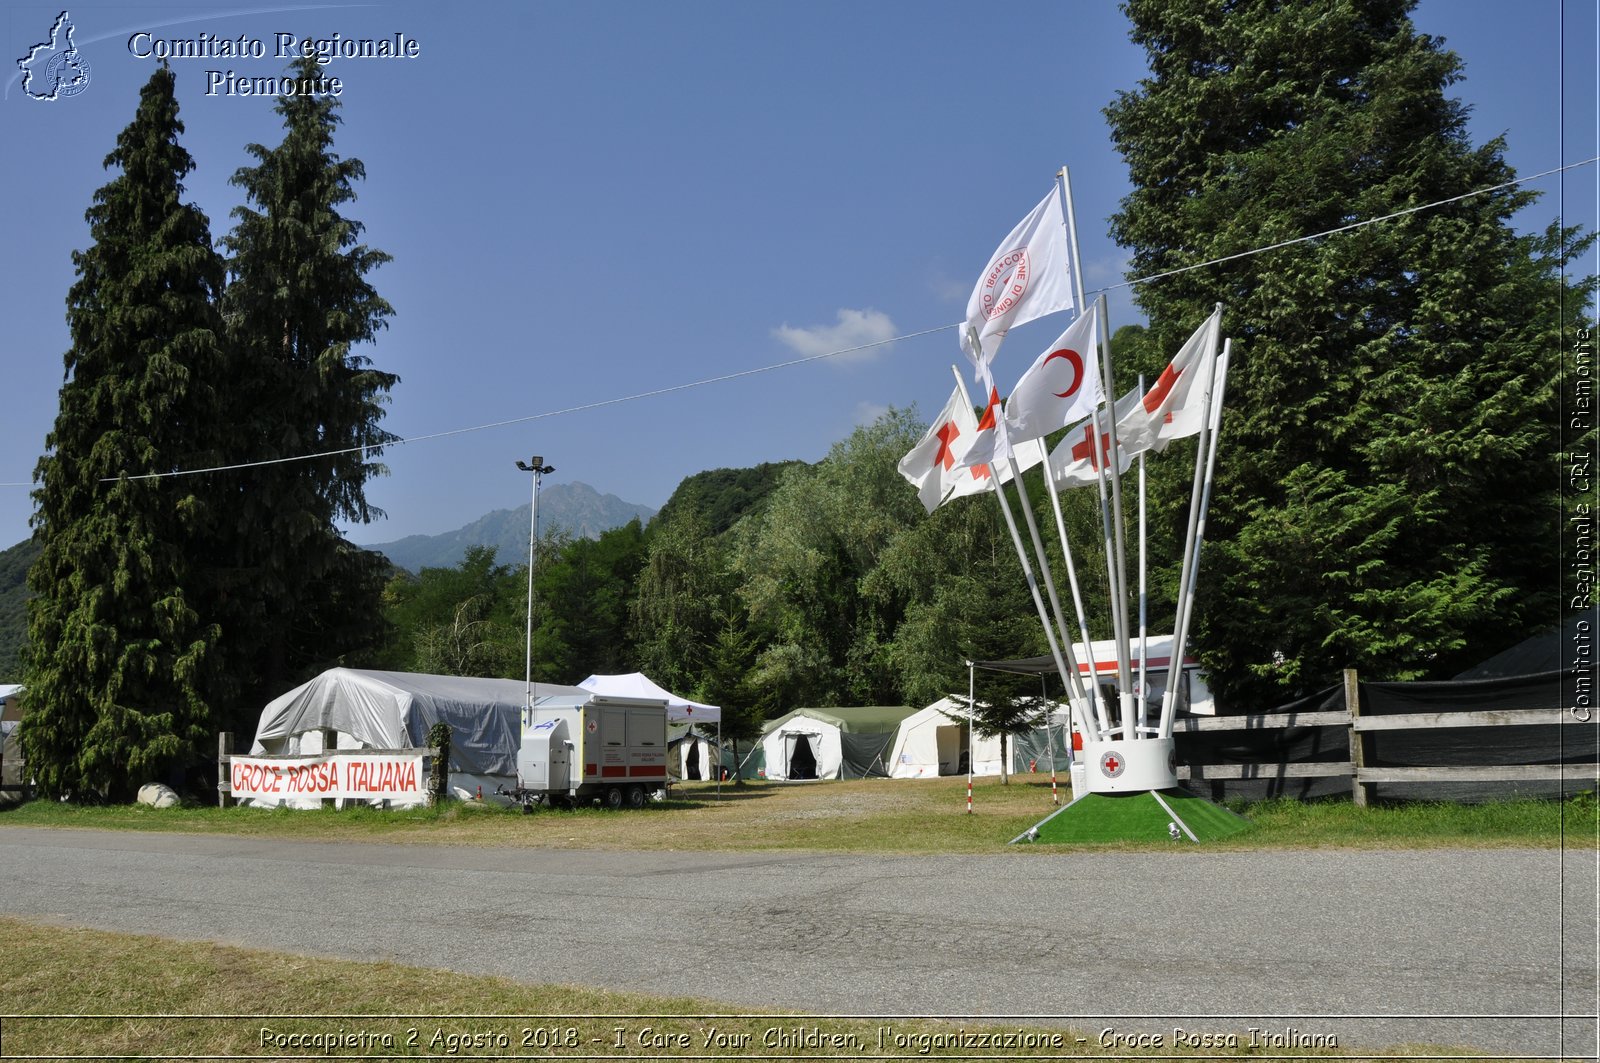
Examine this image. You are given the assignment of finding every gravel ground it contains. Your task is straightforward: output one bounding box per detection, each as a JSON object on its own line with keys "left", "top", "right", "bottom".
{"left": 0, "top": 826, "right": 1594, "bottom": 1056}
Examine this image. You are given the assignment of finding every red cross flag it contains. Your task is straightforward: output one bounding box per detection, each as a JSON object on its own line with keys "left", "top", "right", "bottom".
{"left": 959, "top": 187, "right": 1076, "bottom": 373}
{"left": 1048, "top": 386, "right": 1142, "bottom": 488}
{"left": 947, "top": 380, "right": 1047, "bottom": 503}
{"left": 898, "top": 386, "right": 979, "bottom": 513}
{"left": 1001, "top": 303, "right": 1103, "bottom": 446}
{"left": 1118, "top": 307, "right": 1223, "bottom": 455}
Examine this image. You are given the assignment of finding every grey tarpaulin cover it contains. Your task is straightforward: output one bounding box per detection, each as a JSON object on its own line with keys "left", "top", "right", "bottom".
{"left": 250, "top": 668, "right": 589, "bottom": 776}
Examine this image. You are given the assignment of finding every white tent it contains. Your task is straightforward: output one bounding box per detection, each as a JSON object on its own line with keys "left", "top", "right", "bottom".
{"left": 249, "top": 668, "right": 590, "bottom": 806}
{"left": 886, "top": 699, "right": 1074, "bottom": 779}
{"left": 668, "top": 724, "right": 727, "bottom": 781}
{"left": 578, "top": 673, "right": 721, "bottom": 724}
{"left": 758, "top": 706, "right": 917, "bottom": 781}
{"left": 886, "top": 698, "right": 1000, "bottom": 778}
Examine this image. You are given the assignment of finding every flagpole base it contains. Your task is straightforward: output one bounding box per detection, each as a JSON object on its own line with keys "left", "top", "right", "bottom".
{"left": 1082, "top": 737, "right": 1177, "bottom": 793}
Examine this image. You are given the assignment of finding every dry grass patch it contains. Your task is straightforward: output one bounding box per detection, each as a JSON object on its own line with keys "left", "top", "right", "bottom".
{"left": 0, "top": 918, "right": 1444, "bottom": 1060}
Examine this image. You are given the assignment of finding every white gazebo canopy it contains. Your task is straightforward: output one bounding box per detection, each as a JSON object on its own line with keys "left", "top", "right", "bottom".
{"left": 577, "top": 672, "right": 721, "bottom": 724}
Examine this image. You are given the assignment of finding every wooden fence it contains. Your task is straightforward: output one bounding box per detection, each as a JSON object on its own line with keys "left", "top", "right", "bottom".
{"left": 1172, "top": 669, "right": 1597, "bottom": 804}
{"left": 0, "top": 735, "right": 29, "bottom": 802}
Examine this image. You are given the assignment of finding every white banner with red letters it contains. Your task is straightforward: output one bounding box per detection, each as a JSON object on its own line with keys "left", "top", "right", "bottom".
{"left": 228, "top": 752, "right": 426, "bottom": 802}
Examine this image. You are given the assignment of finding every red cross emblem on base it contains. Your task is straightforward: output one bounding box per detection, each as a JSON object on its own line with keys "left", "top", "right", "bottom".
{"left": 1099, "top": 750, "right": 1125, "bottom": 778}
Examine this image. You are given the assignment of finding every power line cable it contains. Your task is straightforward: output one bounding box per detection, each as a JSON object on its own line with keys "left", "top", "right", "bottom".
{"left": 1, "top": 154, "right": 1594, "bottom": 489}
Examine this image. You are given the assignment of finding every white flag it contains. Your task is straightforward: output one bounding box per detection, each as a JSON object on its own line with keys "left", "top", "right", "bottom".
{"left": 1118, "top": 308, "right": 1222, "bottom": 455}
{"left": 898, "top": 386, "right": 979, "bottom": 513}
{"left": 946, "top": 437, "right": 1047, "bottom": 501}
{"left": 1002, "top": 304, "right": 1103, "bottom": 446}
{"left": 1048, "top": 386, "right": 1143, "bottom": 487}
{"left": 945, "top": 382, "right": 1046, "bottom": 503}
{"left": 959, "top": 187, "right": 1075, "bottom": 372}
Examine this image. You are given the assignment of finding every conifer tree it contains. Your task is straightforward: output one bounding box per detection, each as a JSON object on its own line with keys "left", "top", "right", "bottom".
{"left": 22, "top": 66, "right": 229, "bottom": 799}
{"left": 1105, "top": 0, "right": 1592, "bottom": 704}
{"left": 219, "top": 57, "right": 399, "bottom": 714}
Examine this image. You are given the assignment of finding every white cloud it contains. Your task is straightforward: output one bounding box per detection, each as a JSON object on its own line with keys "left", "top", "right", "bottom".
{"left": 772, "top": 308, "right": 898, "bottom": 362}
{"left": 853, "top": 400, "right": 891, "bottom": 426}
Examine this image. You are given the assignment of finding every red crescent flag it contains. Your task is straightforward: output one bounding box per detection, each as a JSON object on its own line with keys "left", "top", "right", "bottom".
{"left": 1001, "top": 303, "right": 1103, "bottom": 446}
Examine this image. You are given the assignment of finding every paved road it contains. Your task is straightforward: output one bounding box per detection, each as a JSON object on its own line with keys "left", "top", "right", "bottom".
{"left": 0, "top": 827, "right": 1594, "bottom": 1056}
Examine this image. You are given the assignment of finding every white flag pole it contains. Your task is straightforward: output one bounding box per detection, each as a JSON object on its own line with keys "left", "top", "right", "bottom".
{"left": 1094, "top": 293, "right": 1137, "bottom": 738}
{"left": 1005, "top": 460, "right": 1071, "bottom": 805}
{"left": 966, "top": 659, "right": 975, "bottom": 814}
{"left": 1138, "top": 375, "right": 1150, "bottom": 737}
{"left": 1159, "top": 327, "right": 1228, "bottom": 738}
{"left": 1086, "top": 405, "right": 1122, "bottom": 740}
{"left": 1041, "top": 460, "right": 1101, "bottom": 708}
{"left": 1050, "top": 167, "right": 1104, "bottom": 699}
{"left": 1006, "top": 446, "right": 1092, "bottom": 731}
{"left": 953, "top": 363, "right": 1092, "bottom": 748}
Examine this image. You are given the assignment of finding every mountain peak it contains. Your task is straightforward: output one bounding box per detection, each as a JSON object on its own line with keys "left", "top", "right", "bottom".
{"left": 362, "top": 482, "right": 656, "bottom": 572}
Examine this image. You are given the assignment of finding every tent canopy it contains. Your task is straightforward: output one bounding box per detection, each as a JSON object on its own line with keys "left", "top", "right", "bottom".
{"left": 250, "top": 668, "right": 590, "bottom": 775}
{"left": 579, "top": 672, "right": 721, "bottom": 724}
{"left": 759, "top": 705, "right": 918, "bottom": 780}
{"left": 762, "top": 705, "right": 915, "bottom": 735}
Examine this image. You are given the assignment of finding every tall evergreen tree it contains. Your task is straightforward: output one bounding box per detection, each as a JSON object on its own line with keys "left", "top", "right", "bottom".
{"left": 220, "top": 57, "right": 399, "bottom": 716}
{"left": 22, "top": 66, "right": 229, "bottom": 799}
{"left": 1105, "top": 0, "right": 1592, "bottom": 705}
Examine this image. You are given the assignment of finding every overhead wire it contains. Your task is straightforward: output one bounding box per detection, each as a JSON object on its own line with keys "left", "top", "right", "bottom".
{"left": 1, "top": 154, "right": 1594, "bottom": 490}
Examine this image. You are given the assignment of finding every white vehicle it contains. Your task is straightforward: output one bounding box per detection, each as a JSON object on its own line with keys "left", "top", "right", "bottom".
{"left": 502, "top": 693, "right": 669, "bottom": 810}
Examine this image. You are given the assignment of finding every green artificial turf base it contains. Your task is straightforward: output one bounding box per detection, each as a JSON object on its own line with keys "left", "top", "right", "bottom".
{"left": 1012, "top": 787, "right": 1253, "bottom": 845}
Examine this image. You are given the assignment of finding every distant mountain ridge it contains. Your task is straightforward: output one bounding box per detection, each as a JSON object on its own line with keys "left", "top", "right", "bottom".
{"left": 362, "top": 481, "right": 656, "bottom": 573}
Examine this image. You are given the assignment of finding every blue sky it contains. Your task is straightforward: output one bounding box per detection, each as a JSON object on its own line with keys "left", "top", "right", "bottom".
{"left": 1, "top": 0, "right": 1595, "bottom": 550}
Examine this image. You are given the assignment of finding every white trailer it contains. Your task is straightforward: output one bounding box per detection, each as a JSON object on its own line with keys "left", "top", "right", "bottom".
{"left": 503, "top": 693, "right": 669, "bottom": 809}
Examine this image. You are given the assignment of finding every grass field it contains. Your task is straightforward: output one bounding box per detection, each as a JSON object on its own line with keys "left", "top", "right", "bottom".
{"left": 0, "top": 775, "right": 1591, "bottom": 852}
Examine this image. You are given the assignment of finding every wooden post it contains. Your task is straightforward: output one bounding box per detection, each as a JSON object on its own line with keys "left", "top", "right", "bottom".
{"left": 1344, "top": 669, "right": 1366, "bottom": 807}
{"left": 217, "top": 732, "right": 232, "bottom": 809}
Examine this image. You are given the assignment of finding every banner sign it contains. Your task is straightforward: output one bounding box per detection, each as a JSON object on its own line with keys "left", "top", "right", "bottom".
{"left": 228, "top": 752, "right": 425, "bottom": 802}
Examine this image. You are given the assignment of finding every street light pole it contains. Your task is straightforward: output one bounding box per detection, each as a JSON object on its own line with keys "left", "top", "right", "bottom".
{"left": 516, "top": 457, "right": 555, "bottom": 712}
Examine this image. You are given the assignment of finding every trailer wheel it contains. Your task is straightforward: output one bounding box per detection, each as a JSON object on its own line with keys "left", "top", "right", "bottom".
{"left": 625, "top": 784, "right": 645, "bottom": 809}
{"left": 603, "top": 786, "right": 624, "bottom": 810}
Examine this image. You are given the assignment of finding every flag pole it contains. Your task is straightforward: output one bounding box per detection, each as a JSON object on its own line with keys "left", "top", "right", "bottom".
{"left": 1086, "top": 404, "right": 1123, "bottom": 740}
{"left": 966, "top": 659, "right": 975, "bottom": 814}
{"left": 1094, "top": 293, "right": 1137, "bottom": 739}
{"left": 1005, "top": 446, "right": 1092, "bottom": 731}
{"left": 1137, "top": 375, "right": 1150, "bottom": 737}
{"left": 953, "top": 363, "right": 1091, "bottom": 748}
{"left": 1159, "top": 327, "right": 1227, "bottom": 738}
{"left": 1050, "top": 167, "right": 1104, "bottom": 703}
{"left": 1006, "top": 461, "right": 1067, "bottom": 804}
{"left": 1040, "top": 457, "right": 1101, "bottom": 709}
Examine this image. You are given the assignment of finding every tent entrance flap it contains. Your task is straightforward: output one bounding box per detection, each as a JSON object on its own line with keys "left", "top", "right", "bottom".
{"left": 787, "top": 734, "right": 819, "bottom": 780}
{"left": 936, "top": 725, "right": 964, "bottom": 776}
